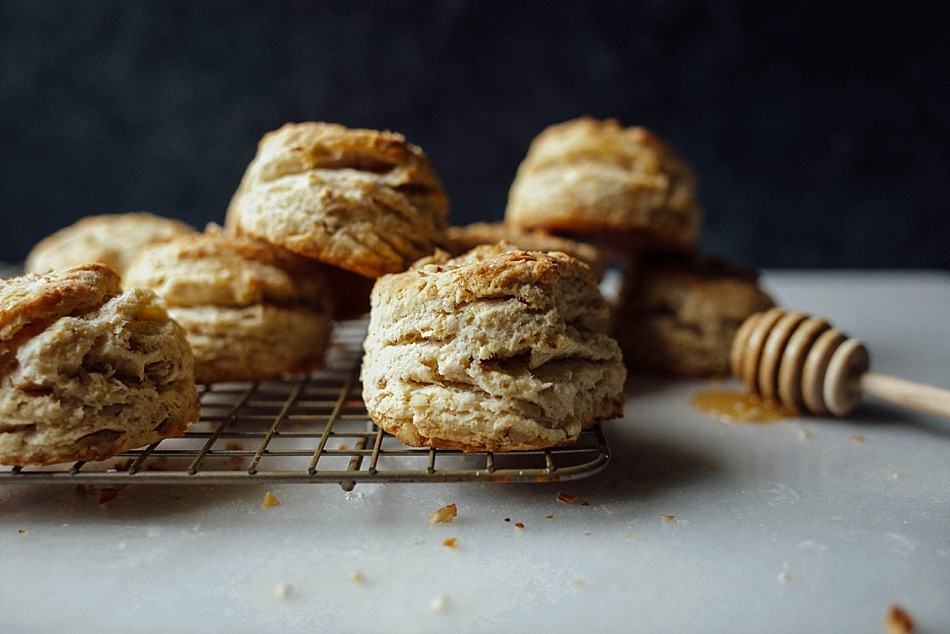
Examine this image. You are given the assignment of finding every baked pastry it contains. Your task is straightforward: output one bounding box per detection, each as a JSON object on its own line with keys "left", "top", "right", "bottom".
{"left": 0, "top": 264, "right": 198, "bottom": 466}
{"left": 505, "top": 117, "right": 701, "bottom": 250}
{"left": 125, "top": 229, "right": 333, "bottom": 383}
{"left": 615, "top": 254, "right": 776, "bottom": 376}
{"left": 362, "top": 244, "right": 626, "bottom": 451}
{"left": 445, "top": 222, "right": 606, "bottom": 279}
{"left": 226, "top": 122, "right": 449, "bottom": 278}
{"left": 25, "top": 212, "right": 196, "bottom": 276}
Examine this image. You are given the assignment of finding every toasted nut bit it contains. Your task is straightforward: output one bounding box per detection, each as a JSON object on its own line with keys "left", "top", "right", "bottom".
{"left": 545, "top": 513, "right": 555, "bottom": 519}
{"left": 556, "top": 492, "right": 589, "bottom": 506}
{"left": 429, "top": 503, "right": 457, "bottom": 524}
{"left": 17, "top": 528, "right": 29, "bottom": 535}
{"left": 503, "top": 517, "right": 511, "bottom": 522}
{"left": 850, "top": 434, "right": 866, "bottom": 443}
{"left": 430, "top": 594, "right": 449, "bottom": 613}
{"left": 660, "top": 514, "right": 676, "bottom": 523}
{"left": 884, "top": 605, "right": 915, "bottom": 634}
{"left": 274, "top": 583, "right": 293, "bottom": 599}
{"left": 261, "top": 491, "right": 280, "bottom": 509}
{"left": 351, "top": 570, "right": 365, "bottom": 584}
{"left": 442, "top": 537, "right": 459, "bottom": 549}
{"left": 514, "top": 522, "right": 525, "bottom": 529}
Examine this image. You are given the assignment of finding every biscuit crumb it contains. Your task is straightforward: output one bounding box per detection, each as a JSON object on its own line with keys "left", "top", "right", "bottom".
{"left": 777, "top": 565, "right": 790, "bottom": 584}
{"left": 503, "top": 517, "right": 511, "bottom": 522}
{"left": 884, "top": 605, "right": 914, "bottom": 634}
{"left": 798, "top": 428, "right": 812, "bottom": 441}
{"left": 556, "top": 492, "right": 589, "bottom": 505}
{"left": 430, "top": 594, "right": 449, "bottom": 613}
{"left": 351, "top": 570, "right": 365, "bottom": 584}
{"left": 225, "top": 441, "right": 245, "bottom": 470}
{"left": 850, "top": 434, "right": 865, "bottom": 443}
{"left": 514, "top": 522, "right": 525, "bottom": 529}
{"left": 17, "top": 528, "right": 28, "bottom": 535}
{"left": 273, "top": 583, "right": 293, "bottom": 599}
{"left": 545, "top": 513, "right": 555, "bottom": 519}
{"left": 660, "top": 514, "right": 676, "bottom": 523}
{"left": 429, "top": 503, "right": 457, "bottom": 524}
{"left": 261, "top": 491, "right": 280, "bottom": 509}
{"left": 583, "top": 531, "right": 592, "bottom": 536}
{"left": 442, "top": 537, "right": 459, "bottom": 548}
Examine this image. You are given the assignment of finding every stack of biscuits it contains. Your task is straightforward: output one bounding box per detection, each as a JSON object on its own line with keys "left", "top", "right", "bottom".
{"left": 3, "top": 114, "right": 772, "bottom": 465}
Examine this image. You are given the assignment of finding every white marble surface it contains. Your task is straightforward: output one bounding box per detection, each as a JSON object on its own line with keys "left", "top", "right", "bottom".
{"left": 1, "top": 272, "right": 948, "bottom": 633}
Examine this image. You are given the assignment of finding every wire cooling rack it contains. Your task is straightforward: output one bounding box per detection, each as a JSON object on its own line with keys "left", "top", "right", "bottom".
{"left": 0, "top": 320, "right": 611, "bottom": 490}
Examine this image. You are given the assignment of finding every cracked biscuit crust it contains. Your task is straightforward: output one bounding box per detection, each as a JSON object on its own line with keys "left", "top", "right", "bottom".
{"left": 615, "top": 254, "right": 776, "bottom": 376}
{"left": 226, "top": 122, "right": 449, "bottom": 278}
{"left": 445, "top": 222, "right": 605, "bottom": 279}
{"left": 125, "top": 230, "right": 333, "bottom": 383}
{"left": 0, "top": 265, "right": 199, "bottom": 466}
{"left": 362, "top": 244, "right": 626, "bottom": 452}
{"left": 25, "top": 212, "right": 196, "bottom": 276}
{"left": 505, "top": 118, "right": 701, "bottom": 249}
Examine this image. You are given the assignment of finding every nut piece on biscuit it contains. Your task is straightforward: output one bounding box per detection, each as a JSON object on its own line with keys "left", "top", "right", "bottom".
{"left": 125, "top": 228, "right": 333, "bottom": 384}
{"left": 226, "top": 122, "right": 449, "bottom": 278}
{"left": 25, "top": 212, "right": 196, "bottom": 276}
{"left": 615, "top": 253, "right": 775, "bottom": 377}
{"left": 362, "top": 243, "right": 627, "bottom": 452}
{"left": 0, "top": 264, "right": 199, "bottom": 466}
{"left": 445, "top": 222, "right": 606, "bottom": 280}
{"left": 505, "top": 117, "right": 701, "bottom": 250}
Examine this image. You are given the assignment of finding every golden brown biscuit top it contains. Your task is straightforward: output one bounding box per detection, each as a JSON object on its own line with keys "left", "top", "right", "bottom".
{"left": 25, "top": 212, "right": 196, "bottom": 274}
{"left": 445, "top": 222, "right": 605, "bottom": 277}
{"left": 0, "top": 263, "right": 121, "bottom": 342}
{"left": 245, "top": 122, "right": 448, "bottom": 219}
{"left": 124, "top": 229, "right": 331, "bottom": 311}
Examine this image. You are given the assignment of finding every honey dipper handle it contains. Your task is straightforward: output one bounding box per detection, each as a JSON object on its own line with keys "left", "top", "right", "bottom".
{"left": 859, "top": 372, "right": 950, "bottom": 420}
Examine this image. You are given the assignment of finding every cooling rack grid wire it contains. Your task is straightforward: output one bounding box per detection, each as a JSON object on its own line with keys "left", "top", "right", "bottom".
{"left": 0, "top": 320, "right": 611, "bottom": 491}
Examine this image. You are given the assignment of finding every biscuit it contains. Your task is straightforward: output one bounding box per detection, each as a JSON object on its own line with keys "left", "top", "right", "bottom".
{"left": 362, "top": 244, "right": 626, "bottom": 451}
{"left": 0, "top": 264, "right": 199, "bottom": 466}
{"left": 125, "top": 229, "right": 333, "bottom": 383}
{"left": 505, "top": 118, "right": 701, "bottom": 249}
{"left": 615, "top": 254, "right": 776, "bottom": 376}
{"left": 445, "top": 222, "right": 606, "bottom": 279}
{"left": 226, "top": 122, "right": 449, "bottom": 278}
{"left": 25, "top": 212, "right": 196, "bottom": 276}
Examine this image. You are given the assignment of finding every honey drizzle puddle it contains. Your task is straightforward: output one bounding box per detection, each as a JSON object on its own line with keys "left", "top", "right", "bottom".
{"left": 690, "top": 389, "right": 793, "bottom": 424}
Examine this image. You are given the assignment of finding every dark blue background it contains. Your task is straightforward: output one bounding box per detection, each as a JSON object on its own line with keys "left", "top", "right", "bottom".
{"left": 2, "top": 1, "right": 948, "bottom": 267}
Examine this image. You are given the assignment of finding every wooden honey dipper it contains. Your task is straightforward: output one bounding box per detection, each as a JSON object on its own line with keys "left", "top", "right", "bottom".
{"left": 730, "top": 308, "right": 950, "bottom": 419}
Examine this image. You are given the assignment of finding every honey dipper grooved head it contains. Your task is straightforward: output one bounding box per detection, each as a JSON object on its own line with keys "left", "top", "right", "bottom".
{"left": 730, "top": 309, "right": 870, "bottom": 416}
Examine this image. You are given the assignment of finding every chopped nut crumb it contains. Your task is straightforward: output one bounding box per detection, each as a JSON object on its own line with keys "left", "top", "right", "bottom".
{"left": 556, "top": 492, "right": 589, "bottom": 505}
{"left": 273, "top": 583, "right": 293, "bottom": 599}
{"left": 545, "top": 513, "right": 555, "bottom": 519}
{"left": 850, "top": 434, "right": 865, "bottom": 443}
{"left": 429, "top": 503, "right": 457, "bottom": 524}
{"left": 17, "top": 528, "right": 28, "bottom": 535}
{"left": 660, "top": 514, "right": 676, "bottom": 523}
{"left": 351, "top": 570, "right": 365, "bottom": 584}
{"left": 514, "top": 522, "right": 525, "bottom": 529}
{"left": 503, "top": 517, "right": 511, "bottom": 522}
{"left": 884, "top": 605, "right": 915, "bottom": 634}
{"left": 261, "top": 491, "right": 280, "bottom": 509}
{"left": 442, "top": 537, "right": 459, "bottom": 548}
{"left": 430, "top": 594, "right": 449, "bottom": 613}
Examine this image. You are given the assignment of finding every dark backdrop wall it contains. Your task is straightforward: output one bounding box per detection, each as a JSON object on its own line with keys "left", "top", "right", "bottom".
{"left": 1, "top": 1, "right": 948, "bottom": 268}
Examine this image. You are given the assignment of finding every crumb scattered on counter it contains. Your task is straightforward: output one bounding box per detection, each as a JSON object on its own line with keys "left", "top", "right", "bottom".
{"left": 545, "top": 513, "right": 555, "bottom": 520}
{"left": 660, "top": 514, "right": 676, "bottom": 523}
{"left": 514, "top": 522, "right": 525, "bottom": 529}
{"left": 429, "top": 503, "right": 457, "bottom": 524}
{"left": 884, "top": 605, "right": 915, "bottom": 634}
{"left": 777, "top": 565, "right": 790, "bottom": 584}
{"left": 798, "top": 428, "right": 812, "bottom": 441}
{"left": 261, "top": 491, "right": 280, "bottom": 509}
{"left": 17, "top": 528, "right": 28, "bottom": 535}
{"left": 503, "top": 517, "right": 511, "bottom": 522}
{"left": 557, "top": 492, "right": 589, "bottom": 506}
{"left": 351, "top": 570, "right": 365, "bottom": 584}
{"left": 850, "top": 434, "right": 865, "bottom": 443}
{"left": 274, "top": 583, "right": 293, "bottom": 600}
{"left": 430, "top": 594, "right": 449, "bottom": 613}
{"left": 442, "top": 537, "right": 459, "bottom": 548}
{"left": 583, "top": 531, "right": 592, "bottom": 536}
